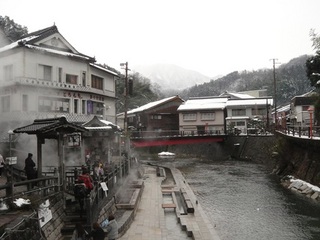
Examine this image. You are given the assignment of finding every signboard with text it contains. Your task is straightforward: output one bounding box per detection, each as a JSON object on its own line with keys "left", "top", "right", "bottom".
{"left": 5, "top": 157, "right": 17, "bottom": 165}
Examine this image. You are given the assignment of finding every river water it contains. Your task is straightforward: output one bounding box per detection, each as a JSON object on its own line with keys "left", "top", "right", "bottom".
{"left": 170, "top": 158, "right": 320, "bottom": 240}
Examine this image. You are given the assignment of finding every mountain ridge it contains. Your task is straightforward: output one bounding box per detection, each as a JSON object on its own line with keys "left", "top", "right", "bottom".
{"left": 133, "top": 63, "right": 214, "bottom": 91}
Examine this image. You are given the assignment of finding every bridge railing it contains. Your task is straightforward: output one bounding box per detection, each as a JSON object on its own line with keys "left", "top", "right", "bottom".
{"left": 130, "top": 130, "right": 223, "bottom": 138}
{"left": 277, "top": 125, "right": 320, "bottom": 138}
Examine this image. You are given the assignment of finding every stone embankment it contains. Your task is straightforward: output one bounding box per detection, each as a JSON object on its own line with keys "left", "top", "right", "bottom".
{"left": 281, "top": 175, "right": 320, "bottom": 201}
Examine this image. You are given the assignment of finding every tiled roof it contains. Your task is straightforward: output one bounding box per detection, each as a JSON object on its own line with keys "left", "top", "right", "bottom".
{"left": 13, "top": 116, "right": 88, "bottom": 139}
{"left": 0, "top": 25, "right": 95, "bottom": 62}
{"left": 23, "top": 25, "right": 59, "bottom": 43}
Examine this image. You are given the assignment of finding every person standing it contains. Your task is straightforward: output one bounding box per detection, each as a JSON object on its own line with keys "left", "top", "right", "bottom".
{"left": 86, "top": 222, "right": 105, "bottom": 240}
{"left": 105, "top": 214, "right": 118, "bottom": 240}
{"left": 0, "top": 154, "right": 5, "bottom": 177}
{"left": 24, "top": 153, "right": 36, "bottom": 180}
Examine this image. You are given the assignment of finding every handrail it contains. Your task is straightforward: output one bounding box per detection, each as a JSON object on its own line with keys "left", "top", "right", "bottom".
{"left": 130, "top": 130, "right": 224, "bottom": 139}
{"left": 0, "top": 176, "right": 60, "bottom": 202}
{"left": 278, "top": 125, "right": 320, "bottom": 138}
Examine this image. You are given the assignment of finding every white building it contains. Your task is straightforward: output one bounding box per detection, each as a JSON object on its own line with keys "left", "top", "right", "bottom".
{"left": 225, "top": 98, "right": 273, "bottom": 134}
{"left": 177, "top": 97, "right": 228, "bottom": 134}
{"left": 0, "top": 25, "right": 118, "bottom": 131}
{"left": 289, "top": 91, "right": 317, "bottom": 127}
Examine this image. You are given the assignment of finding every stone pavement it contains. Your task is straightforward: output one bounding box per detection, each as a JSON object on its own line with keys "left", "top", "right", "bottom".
{"left": 118, "top": 165, "right": 220, "bottom": 240}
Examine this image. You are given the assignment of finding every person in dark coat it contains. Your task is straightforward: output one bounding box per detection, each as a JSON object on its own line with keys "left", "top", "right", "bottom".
{"left": 86, "top": 222, "right": 105, "bottom": 240}
{"left": 24, "top": 153, "right": 36, "bottom": 180}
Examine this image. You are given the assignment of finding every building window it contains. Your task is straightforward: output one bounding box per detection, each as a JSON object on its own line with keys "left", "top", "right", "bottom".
{"left": 38, "top": 96, "right": 69, "bottom": 113}
{"left": 232, "top": 109, "right": 246, "bottom": 116}
{"left": 236, "top": 121, "right": 245, "bottom": 126}
{"left": 82, "top": 100, "right": 86, "bottom": 114}
{"left": 183, "top": 113, "right": 196, "bottom": 121}
{"left": 58, "top": 68, "right": 62, "bottom": 83}
{"left": 151, "top": 114, "right": 162, "bottom": 120}
{"left": 82, "top": 71, "right": 86, "bottom": 86}
{"left": 38, "top": 64, "right": 52, "bottom": 81}
{"left": 87, "top": 100, "right": 103, "bottom": 115}
{"left": 302, "top": 105, "right": 310, "bottom": 111}
{"left": 1, "top": 96, "right": 10, "bottom": 112}
{"left": 91, "top": 75, "right": 103, "bottom": 90}
{"left": 66, "top": 74, "right": 78, "bottom": 84}
{"left": 74, "top": 99, "right": 78, "bottom": 114}
{"left": 201, "top": 112, "right": 215, "bottom": 120}
{"left": 252, "top": 108, "right": 266, "bottom": 115}
{"left": 4, "top": 65, "right": 13, "bottom": 81}
{"left": 22, "top": 94, "right": 28, "bottom": 111}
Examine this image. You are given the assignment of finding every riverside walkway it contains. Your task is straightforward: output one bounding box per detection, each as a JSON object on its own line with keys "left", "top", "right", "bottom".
{"left": 119, "top": 164, "right": 220, "bottom": 240}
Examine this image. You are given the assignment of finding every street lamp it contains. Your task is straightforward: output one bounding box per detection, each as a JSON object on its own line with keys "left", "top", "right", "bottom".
{"left": 308, "top": 106, "right": 314, "bottom": 139}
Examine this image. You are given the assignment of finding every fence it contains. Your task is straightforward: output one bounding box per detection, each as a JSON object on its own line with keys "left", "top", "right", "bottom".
{"left": 279, "top": 125, "right": 320, "bottom": 138}
{"left": 130, "top": 130, "right": 223, "bottom": 138}
{"left": 0, "top": 157, "right": 131, "bottom": 238}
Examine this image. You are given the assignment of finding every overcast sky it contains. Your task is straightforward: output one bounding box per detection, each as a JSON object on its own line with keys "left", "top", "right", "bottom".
{"left": 2, "top": 0, "right": 320, "bottom": 77}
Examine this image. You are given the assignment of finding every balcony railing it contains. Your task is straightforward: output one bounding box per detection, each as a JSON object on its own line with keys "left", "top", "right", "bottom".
{"left": 4, "top": 77, "right": 115, "bottom": 97}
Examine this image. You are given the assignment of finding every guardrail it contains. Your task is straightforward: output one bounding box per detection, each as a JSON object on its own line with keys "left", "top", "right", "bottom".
{"left": 130, "top": 130, "right": 223, "bottom": 139}
{"left": 278, "top": 125, "right": 320, "bottom": 138}
{"left": 0, "top": 176, "right": 59, "bottom": 203}
{"left": 1, "top": 158, "right": 131, "bottom": 226}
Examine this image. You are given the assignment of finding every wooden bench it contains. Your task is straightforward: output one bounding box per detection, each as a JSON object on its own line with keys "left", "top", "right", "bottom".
{"left": 161, "top": 203, "right": 176, "bottom": 209}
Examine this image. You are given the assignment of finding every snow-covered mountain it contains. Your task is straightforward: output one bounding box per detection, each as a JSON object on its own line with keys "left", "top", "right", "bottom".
{"left": 133, "top": 63, "right": 212, "bottom": 90}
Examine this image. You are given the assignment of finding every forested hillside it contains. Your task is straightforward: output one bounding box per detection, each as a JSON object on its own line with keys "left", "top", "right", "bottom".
{"left": 180, "top": 55, "right": 313, "bottom": 106}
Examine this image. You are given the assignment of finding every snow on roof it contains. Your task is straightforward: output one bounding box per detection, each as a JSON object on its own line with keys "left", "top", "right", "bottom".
{"left": 229, "top": 92, "right": 254, "bottom": 99}
{"left": 226, "top": 116, "right": 250, "bottom": 120}
{"left": 178, "top": 98, "right": 228, "bottom": 111}
{"left": 277, "top": 104, "right": 290, "bottom": 112}
{"left": 24, "top": 44, "right": 91, "bottom": 60}
{"left": 0, "top": 37, "right": 91, "bottom": 61}
{"left": 127, "top": 96, "right": 179, "bottom": 114}
{"left": 226, "top": 98, "right": 273, "bottom": 107}
{"left": 85, "top": 126, "right": 112, "bottom": 130}
{"left": 0, "top": 35, "right": 38, "bottom": 53}
{"left": 220, "top": 91, "right": 254, "bottom": 99}
{"left": 90, "top": 63, "right": 118, "bottom": 76}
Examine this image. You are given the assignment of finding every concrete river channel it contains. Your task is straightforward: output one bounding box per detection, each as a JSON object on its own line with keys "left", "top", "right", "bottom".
{"left": 154, "top": 158, "right": 320, "bottom": 240}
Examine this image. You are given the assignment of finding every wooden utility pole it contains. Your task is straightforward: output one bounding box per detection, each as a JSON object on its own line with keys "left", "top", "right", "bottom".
{"left": 271, "top": 58, "right": 278, "bottom": 130}
{"left": 120, "top": 62, "right": 129, "bottom": 132}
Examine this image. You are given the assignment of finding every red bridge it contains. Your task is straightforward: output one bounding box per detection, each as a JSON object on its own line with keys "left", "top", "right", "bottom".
{"left": 130, "top": 131, "right": 227, "bottom": 147}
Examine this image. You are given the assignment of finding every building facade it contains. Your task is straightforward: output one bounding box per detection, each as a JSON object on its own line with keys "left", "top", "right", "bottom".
{"left": 289, "top": 93, "right": 317, "bottom": 127}
{"left": 0, "top": 25, "right": 118, "bottom": 166}
{"left": 0, "top": 25, "right": 118, "bottom": 126}
{"left": 118, "top": 96, "right": 184, "bottom": 137}
{"left": 225, "top": 98, "right": 273, "bottom": 134}
{"left": 177, "top": 97, "right": 228, "bottom": 135}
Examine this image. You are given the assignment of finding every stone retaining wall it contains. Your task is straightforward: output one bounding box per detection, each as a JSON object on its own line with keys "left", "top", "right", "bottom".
{"left": 281, "top": 176, "right": 320, "bottom": 202}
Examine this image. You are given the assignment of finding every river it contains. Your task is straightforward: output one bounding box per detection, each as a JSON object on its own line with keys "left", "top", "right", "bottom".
{"left": 170, "top": 158, "right": 320, "bottom": 240}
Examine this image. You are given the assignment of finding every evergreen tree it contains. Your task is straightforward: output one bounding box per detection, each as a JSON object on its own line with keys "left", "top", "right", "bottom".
{"left": 0, "top": 16, "right": 28, "bottom": 41}
{"left": 306, "top": 29, "right": 320, "bottom": 125}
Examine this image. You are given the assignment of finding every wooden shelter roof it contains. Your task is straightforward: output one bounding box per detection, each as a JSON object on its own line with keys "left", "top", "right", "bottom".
{"left": 13, "top": 116, "right": 87, "bottom": 138}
